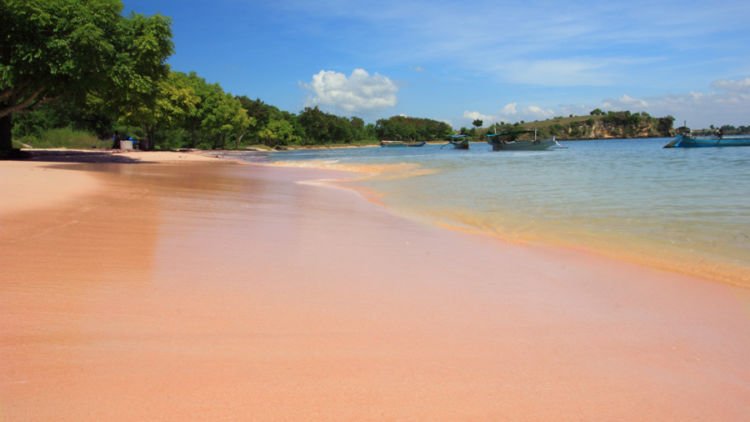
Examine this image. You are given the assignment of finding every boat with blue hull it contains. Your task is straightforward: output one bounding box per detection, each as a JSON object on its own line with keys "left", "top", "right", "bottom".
{"left": 664, "top": 134, "right": 750, "bottom": 148}
{"left": 380, "top": 140, "right": 426, "bottom": 147}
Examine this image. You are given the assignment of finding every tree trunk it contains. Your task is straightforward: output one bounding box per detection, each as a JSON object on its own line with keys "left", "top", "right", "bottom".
{"left": 142, "top": 125, "right": 154, "bottom": 150}
{"left": 0, "top": 112, "right": 13, "bottom": 154}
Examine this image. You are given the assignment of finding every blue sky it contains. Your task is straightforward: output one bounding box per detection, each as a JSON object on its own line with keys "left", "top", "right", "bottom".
{"left": 124, "top": 0, "right": 750, "bottom": 128}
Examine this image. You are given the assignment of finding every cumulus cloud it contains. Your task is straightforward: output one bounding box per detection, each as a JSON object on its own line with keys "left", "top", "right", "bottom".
{"left": 463, "top": 111, "right": 494, "bottom": 122}
{"left": 304, "top": 68, "right": 398, "bottom": 112}
{"left": 619, "top": 94, "right": 649, "bottom": 107}
{"left": 594, "top": 77, "right": 750, "bottom": 126}
{"left": 500, "top": 102, "right": 517, "bottom": 115}
{"left": 462, "top": 102, "right": 557, "bottom": 125}
{"left": 602, "top": 94, "right": 649, "bottom": 110}
{"left": 526, "top": 105, "right": 554, "bottom": 118}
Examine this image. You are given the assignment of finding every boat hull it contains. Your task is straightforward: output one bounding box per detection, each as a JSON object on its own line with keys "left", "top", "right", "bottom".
{"left": 380, "top": 140, "right": 404, "bottom": 147}
{"left": 380, "top": 141, "right": 426, "bottom": 147}
{"left": 450, "top": 140, "right": 469, "bottom": 150}
{"left": 489, "top": 139, "right": 557, "bottom": 151}
{"left": 664, "top": 134, "right": 750, "bottom": 148}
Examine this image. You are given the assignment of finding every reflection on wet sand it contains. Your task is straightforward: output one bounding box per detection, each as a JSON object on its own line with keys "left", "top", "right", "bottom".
{"left": 2, "top": 160, "right": 750, "bottom": 420}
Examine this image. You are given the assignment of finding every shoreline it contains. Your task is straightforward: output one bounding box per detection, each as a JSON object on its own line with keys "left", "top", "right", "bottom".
{"left": 2, "top": 151, "right": 750, "bottom": 419}
{"left": 264, "top": 157, "right": 750, "bottom": 289}
{"left": 10, "top": 146, "right": 743, "bottom": 288}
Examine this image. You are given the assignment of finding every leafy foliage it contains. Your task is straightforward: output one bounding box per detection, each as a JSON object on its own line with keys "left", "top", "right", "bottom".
{"left": 375, "top": 116, "right": 451, "bottom": 142}
{"left": 0, "top": 0, "right": 173, "bottom": 151}
{"left": 1, "top": 0, "right": 124, "bottom": 115}
{"left": 16, "top": 127, "right": 108, "bottom": 149}
{"left": 484, "top": 111, "right": 676, "bottom": 140}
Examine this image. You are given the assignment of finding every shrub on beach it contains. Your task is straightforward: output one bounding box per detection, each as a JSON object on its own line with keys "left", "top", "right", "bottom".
{"left": 19, "top": 128, "right": 109, "bottom": 149}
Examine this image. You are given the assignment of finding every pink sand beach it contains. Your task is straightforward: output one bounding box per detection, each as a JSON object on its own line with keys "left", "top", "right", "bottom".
{"left": 2, "top": 152, "right": 749, "bottom": 420}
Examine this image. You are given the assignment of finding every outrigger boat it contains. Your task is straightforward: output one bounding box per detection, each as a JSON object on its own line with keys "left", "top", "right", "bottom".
{"left": 447, "top": 134, "right": 470, "bottom": 150}
{"left": 663, "top": 133, "right": 750, "bottom": 148}
{"left": 486, "top": 129, "right": 560, "bottom": 151}
{"left": 380, "top": 140, "right": 426, "bottom": 147}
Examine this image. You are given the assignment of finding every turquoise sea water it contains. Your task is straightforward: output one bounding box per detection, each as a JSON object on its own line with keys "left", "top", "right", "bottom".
{"left": 246, "top": 138, "right": 750, "bottom": 285}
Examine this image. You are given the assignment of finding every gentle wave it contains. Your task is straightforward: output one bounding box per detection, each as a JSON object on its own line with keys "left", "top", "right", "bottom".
{"left": 261, "top": 139, "right": 750, "bottom": 287}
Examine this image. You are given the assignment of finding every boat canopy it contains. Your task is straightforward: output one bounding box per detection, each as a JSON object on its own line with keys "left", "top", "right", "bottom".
{"left": 486, "top": 129, "right": 537, "bottom": 138}
{"left": 486, "top": 129, "right": 539, "bottom": 142}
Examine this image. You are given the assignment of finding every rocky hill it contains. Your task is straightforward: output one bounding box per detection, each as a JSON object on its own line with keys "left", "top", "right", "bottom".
{"left": 487, "top": 111, "right": 675, "bottom": 140}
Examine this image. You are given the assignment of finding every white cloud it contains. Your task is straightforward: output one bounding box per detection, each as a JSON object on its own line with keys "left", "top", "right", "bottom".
{"left": 712, "top": 77, "right": 750, "bottom": 92}
{"left": 602, "top": 94, "right": 649, "bottom": 110}
{"left": 584, "top": 77, "right": 750, "bottom": 127}
{"left": 620, "top": 94, "right": 649, "bottom": 107}
{"left": 463, "top": 111, "right": 494, "bottom": 122}
{"left": 304, "top": 68, "right": 398, "bottom": 112}
{"left": 500, "top": 102, "right": 517, "bottom": 115}
{"left": 462, "top": 102, "right": 556, "bottom": 125}
{"left": 526, "top": 105, "right": 554, "bottom": 119}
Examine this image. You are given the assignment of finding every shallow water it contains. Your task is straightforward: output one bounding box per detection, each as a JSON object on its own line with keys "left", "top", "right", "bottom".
{"left": 243, "top": 139, "right": 750, "bottom": 285}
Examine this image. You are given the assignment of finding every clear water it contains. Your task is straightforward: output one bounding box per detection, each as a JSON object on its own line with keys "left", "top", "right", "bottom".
{"left": 245, "top": 139, "right": 750, "bottom": 285}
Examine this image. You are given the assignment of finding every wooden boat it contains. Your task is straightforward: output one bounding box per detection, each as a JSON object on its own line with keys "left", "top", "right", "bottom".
{"left": 448, "top": 135, "right": 470, "bottom": 150}
{"left": 380, "top": 140, "right": 426, "bottom": 147}
{"left": 490, "top": 138, "right": 558, "bottom": 151}
{"left": 663, "top": 134, "right": 750, "bottom": 148}
{"left": 486, "top": 129, "right": 560, "bottom": 151}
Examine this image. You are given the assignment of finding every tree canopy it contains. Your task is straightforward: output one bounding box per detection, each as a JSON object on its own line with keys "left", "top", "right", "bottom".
{"left": 375, "top": 116, "right": 452, "bottom": 142}
{"left": 0, "top": 0, "right": 172, "bottom": 153}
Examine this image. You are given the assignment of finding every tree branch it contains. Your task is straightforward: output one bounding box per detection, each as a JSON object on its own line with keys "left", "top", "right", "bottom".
{"left": 0, "top": 89, "right": 13, "bottom": 103}
{"left": 0, "top": 80, "right": 35, "bottom": 103}
{"left": 0, "top": 86, "right": 46, "bottom": 118}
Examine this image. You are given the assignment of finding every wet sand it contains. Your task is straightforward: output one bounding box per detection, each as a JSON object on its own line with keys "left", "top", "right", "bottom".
{"left": 1, "top": 156, "right": 750, "bottom": 420}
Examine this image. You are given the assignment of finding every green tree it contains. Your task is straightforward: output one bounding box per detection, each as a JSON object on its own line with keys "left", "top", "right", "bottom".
{"left": 0, "top": 0, "right": 173, "bottom": 155}
{"left": 375, "top": 115, "right": 451, "bottom": 142}
{"left": 117, "top": 70, "right": 198, "bottom": 149}
{"left": 298, "top": 107, "right": 353, "bottom": 144}
{"left": 172, "top": 73, "right": 252, "bottom": 149}
{"left": 258, "top": 118, "right": 299, "bottom": 147}
{"left": 200, "top": 88, "right": 250, "bottom": 149}
{"left": 237, "top": 96, "right": 282, "bottom": 142}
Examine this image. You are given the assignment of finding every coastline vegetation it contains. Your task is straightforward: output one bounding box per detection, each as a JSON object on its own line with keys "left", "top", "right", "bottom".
{"left": 468, "top": 110, "right": 677, "bottom": 141}
{"left": 14, "top": 127, "right": 107, "bottom": 150}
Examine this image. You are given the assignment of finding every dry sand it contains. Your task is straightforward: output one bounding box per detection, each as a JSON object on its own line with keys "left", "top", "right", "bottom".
{"left": 1, "top": 152, "right": 750, "bottom": 420}
{"left": 0, "top": 161, "right": 100, "bottom": 217}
